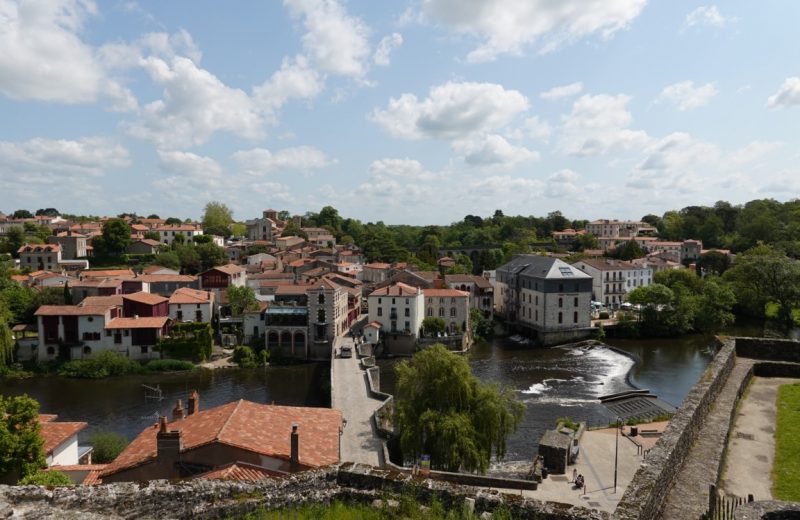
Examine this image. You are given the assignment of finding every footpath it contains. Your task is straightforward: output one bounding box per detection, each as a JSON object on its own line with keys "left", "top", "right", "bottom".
{"left": 660, "top": 358, "right": 754, "bottom": 520}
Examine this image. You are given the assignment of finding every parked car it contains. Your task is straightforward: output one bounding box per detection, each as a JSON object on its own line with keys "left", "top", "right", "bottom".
{"left": 340, "top": 346, "right": 353, "bottom": 358}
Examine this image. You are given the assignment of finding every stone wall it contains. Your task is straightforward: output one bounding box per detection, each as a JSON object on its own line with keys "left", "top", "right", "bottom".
{"left": 614, "top": 337, "right": 736, "bottom": 520}
{"left": 753, "top": 361, "right": 800, "bottom": 378}
{"left": 735, "top": 336, "right": 800, "bottom": 363}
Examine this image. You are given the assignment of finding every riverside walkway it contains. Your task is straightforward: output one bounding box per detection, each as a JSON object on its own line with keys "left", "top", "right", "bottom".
{"left": 331, "top": 336, "right": 385, "bottom": 467}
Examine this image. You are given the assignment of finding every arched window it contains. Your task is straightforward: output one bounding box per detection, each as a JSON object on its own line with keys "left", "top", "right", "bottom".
{"left": 267, "top": 331, "right": 279, "bottom": 346}
{"left": 318, "top": 309, "right": 325, "bottom": 323}
{"left": 438, "top": 308, "right": 445, "bottom": 317}
{"left": 281, "top": 331, "right": 293, "bottom": 345}
{"left": 450, "top": 307, "right": 456, "bottom": 317}
{"left": 318, "top": 293, "right": 325, "bottom": 305}
{"left": 427, "top": 308, "right": 433, "bottom": 317}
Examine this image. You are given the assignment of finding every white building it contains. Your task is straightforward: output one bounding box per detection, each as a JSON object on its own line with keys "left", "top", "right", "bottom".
{"left": 168, "top": 288, "right": 215, "bottom": 323}
{"left": 572, "top": 258, "right": 652, "bottom": 307}
{"left": 18, "top": 243, "right": 61, "bottom": 272}
{"left": 40, "top": 415, "right": 88, "bottom": 467}
{"left": 422, "top": 288, "right": 470, "bottom": 335}
{"left": 154, "top": 225, "right": 203, "bottom": 246}
{"left": 367, "top": 282, "right": 424, "bottom": 336}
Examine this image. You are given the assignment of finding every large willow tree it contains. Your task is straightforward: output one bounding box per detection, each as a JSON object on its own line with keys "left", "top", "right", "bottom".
{"left": 394, "top": 344, "right": 524, "bottom": 473}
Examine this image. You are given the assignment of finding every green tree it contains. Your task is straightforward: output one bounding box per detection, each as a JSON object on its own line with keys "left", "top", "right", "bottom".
{"left": 697, "top": 251, "right": 731, "bottom": 276}
{"left": 18, "top": 470, "right": 72, "bottom": 486}
{"left": 0, "top": 395, "right": 46, "bottom": 483}
{"left": 34, "top": 208, "right": 59, "bottom": 217}
{"left": 724, "top": 246, "right": 800, "bottom": 324}
{"left": 694, "top": 278, "right": 736, "bottom": 333}
{"left": 421, "top": 317, "right": 446, "bottom": 336}
{"left": 35, "top": 287, "right": 66, "bottom": 306}
{"left": 12, "top": 210, "right": 33, "bottom": 219}
{"left": 394, "top": 345, "right": 523, "bottom": 473}
{"left": 196, "top": 242, "right": 227, "bottom": 271}
{"left": 232, "top": 345, "right": 257, "bottom": 368}
{"left": 143, "top": 231, "right": 160, "bottom": 241}
{"left": 612, "top": 239, "right": 645, "bottom": 261}
{"left": 93, "top": 219, "right": 132, "bottom": 257}
{"left": 0, "top": 315, "right": 13, "bottom": 369}
{"left": 0, "top": 283, "right": 37, "bottom": 324}
{"left": 165, "top": 217, "right": 183, "bottom": 225}
{"left": 202, "top": 201, "right": 234, "bottom": 238}
{"left": 174, "top": 244, "right": 201, "bottom": 273}
{"left": 469, "top": 308, "right": 493, "bottom": 341}
{"left": 574, "top": 233, "right": 599, "bottom": 251}
{"left": 281, "top": 220, "right": 308, "bottom": 239}
{"left": 6, "top": 227, "right": 24, "bottom": 256}
{"left": 146, "top": 214, "right": 160, "bottom": 219}
{"left": 153, "top": 251, "right": 181, "bottom": 271}
{"left": 89, "top": 431, "right": 129, "bottom": 463}
{"left": 227, "top": 286, "right": 258, "bottom": 317}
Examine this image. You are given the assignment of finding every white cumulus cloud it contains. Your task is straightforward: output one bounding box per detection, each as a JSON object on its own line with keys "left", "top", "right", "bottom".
{"left": 233, "top": 146, "right": 330, "bottom": 176}
{"left": 685, "top": 5, "right": 733, "bottom": 28}
{"left": 421, "top": 0, "right": 646, "bottom": 62}
{"left": 456, "top": 134, "right": 539, "bottom": 167}
{"left": 284, "top": 0, "right": 371, "bottom": 78}
{"left": 371, "top": 81, "right": 529, "bottom": 140}
{"left": 559, "top": 93, "right": 649, "bottom": 156}
{"left": 767, "top": 77, "right": 800, "bottom": 109}
{"left": 373, "top": 33, "right": 404, "bottom": 66}
{"left": 659, "top": 81, "right": 718, "bottom": 111}
{"left": 540, "top": 82, "right": 583, "bottom": 100}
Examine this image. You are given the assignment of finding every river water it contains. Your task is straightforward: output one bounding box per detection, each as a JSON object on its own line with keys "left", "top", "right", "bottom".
{"left": 0, "top": 320, "right": 788, "bottom": 471}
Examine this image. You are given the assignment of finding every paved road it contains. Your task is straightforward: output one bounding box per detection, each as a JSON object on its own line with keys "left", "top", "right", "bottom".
{"left": 331, "top": 336, "right": 385, "bottom": 467}
{"left": 722, "top": 376, "right": 798, "bottom": 500}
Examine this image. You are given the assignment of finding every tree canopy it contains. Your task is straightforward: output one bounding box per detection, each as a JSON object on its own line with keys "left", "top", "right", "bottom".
{"left": 227, "top": 286, "right": 259, "bottom": 317}
{"left": 202, "top": 201, "right": 234, "bottom": 238}
{"left": 0, "top": 395, "right": 46, "bottom": 483}
{"left": 92, "top": 219, "right": 132, "bottom": 258}
{"left": 394, "top": 344, "right": 523, "bottom": 473}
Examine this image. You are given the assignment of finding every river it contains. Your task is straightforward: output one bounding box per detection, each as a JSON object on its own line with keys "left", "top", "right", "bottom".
{"left": 0, "top": 320, "right": 789, "bottom": 470}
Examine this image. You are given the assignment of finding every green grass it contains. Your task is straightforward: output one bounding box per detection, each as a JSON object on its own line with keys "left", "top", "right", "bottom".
{"left": 773, "top": 383, "right": 800, "bottom": 501}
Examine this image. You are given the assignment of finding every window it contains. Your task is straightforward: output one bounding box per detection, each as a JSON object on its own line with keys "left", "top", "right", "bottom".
{"left": 392, "top": 298, "right": 395, "bottom": 304}
{"left": 83, "top": 346, "right": 91, "bottom": 355}
{"left": 87, "top": 316, "right": 93, "bottom": 322}
{"left": 535, "top": 295, "right": 538, "bottom": 305}
{"left": 405, "top": 298, "right": 409, "bottom": 304}
{"left": 106, "top": 330, "right": 111, "bottom": 337}
{"left": 535, "top": 310, "right": 538, "bottom": 321}
{"left": 318, "top": 294, "right": 325, "bottom": 305}
{"left": 450, "top": 307, "right": 456, "bottom": 317}
{"left": 404, "top": 321, "right": 410, "bottom": 332}
{"left": 439, "top": 308, "right": 445, "bottom": 317}
{"left": 404, "top": 308, "right": 410, "bottom": 317}
{"left": 559, "top": 283, "right": 564, "bottom": 292}
{"left": 558, "top": 312, "right": 563, "bottom": 324}
{"left": 427, "top": 297, "right": 432, "bottom": 303}
{"left": 427, "top": 308, "right": 433, "bottom": 317}
{"left": 141, "top": 346, "right": 148, "bottom": 354}
{"left": 574, "top": 297, "right": 579, "bottom": 307}
{"left": 378, "top": 298, "right": 381, "bottom": 304}
{"left": 558, "top": 298, "right": 563, "bottom": 308}
{"left": 574, "top": 312, "right": 578, "bottom": 323}
{"left": 451, "top": 297, "right": 456, "bottom": 304}
{"left": 123, "top": 329, "right": 129, "bottom": 336}
{"left": 46, "top": 347, "right": 55, "bottom": 355}
{"left": 377, "top": 307, "right": 383, "bottom": 317}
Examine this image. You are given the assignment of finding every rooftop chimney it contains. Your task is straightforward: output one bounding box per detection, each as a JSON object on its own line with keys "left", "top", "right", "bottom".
{"left": 172, "top": 399, "right": 185, "bottom": 421}
{"left": 290, "top": 423, "right": 300, "bottom": 469}
{"left": 156, "top": 416, "right": 182, "bottom": 461}
{"left": 187, "top": 390, "right": 199, "bottom": 415}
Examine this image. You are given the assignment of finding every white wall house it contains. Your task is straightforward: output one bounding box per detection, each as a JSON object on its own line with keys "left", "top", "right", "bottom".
{"left": 367, "top": 282, "right": 424, "bottom": 337}
{"left": 154, "top": 225, "right": 204, "bottom": 246}
{"left": 168, "top": 288, "right": 215, "bottom": 323}
{"left": 422, "top": 288, "right": 470, "bottom": 334}
{"left": 40, "top": 415, "right": 88, "bottom": 467}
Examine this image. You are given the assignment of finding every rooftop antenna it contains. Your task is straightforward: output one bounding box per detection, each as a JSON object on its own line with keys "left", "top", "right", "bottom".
{"left": 142, "top": 384, "right": 164, "bottom": 402}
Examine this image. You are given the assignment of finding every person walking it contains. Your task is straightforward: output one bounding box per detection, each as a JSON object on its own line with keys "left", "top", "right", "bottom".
{"left": 572, "top": 468, "right": 577, "bottom": 483}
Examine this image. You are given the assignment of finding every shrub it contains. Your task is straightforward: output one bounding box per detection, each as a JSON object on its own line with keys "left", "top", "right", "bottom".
{"left": 18, "top": 470, "right": 72, "bottom": 486}
{"left": 89, "top": 431, "right": 129, "bottom": 463}
{"left": 145, "top": 359, "right": 195, "bottom": 372}
{"left": 58, "top": 350, "right": 142, "bottom": 379}
{"left": 157, "top": 322, "right": 213, "bottom": 361}
{"left": 232, "top": 345, "right": 257, "bottom": 368}
{"left": 598, "top": 311, "right": 610, "bottom": 320}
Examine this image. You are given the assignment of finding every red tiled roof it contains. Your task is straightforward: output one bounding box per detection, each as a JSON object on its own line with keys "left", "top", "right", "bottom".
{"left": 80, "top": 269, "right": 135, "bottom": 278}
{"left": 196, "top": 462, "right": 284, "bottom": 482}
{"left": 102, "top": 401, "right": 342, "bottom": 477}
{"left": 423, "top": 289, "right": 469, "bottom": 298}
{"left": 169, "top": 288, "right": 213, "bottom": 304}
{"left": 154, "top": 225, "right": 200, "bottom": 232}
{"left": 80, "top": 295, "right": 124, "bottom": 308}
{"left": 70, "top": 278, "right": 124, "bottom": 289}
{"left": 123, "top": 291, "right": 168, "bottom": 305}
{"left": 18, "top": 243, "right": 60, "bottom": 253}
{"left": 205, "top": 264, "right": 245, "bottom": 276}
{"left": 137, "top": 274, "right": 197, "bottom": 283}
{"left": 275, "top": 284, "right": 313, "bottom": 295}
{"left": 105, "top": 317, "right": 170, "bottom": 329}
{"left": 39, "top": 416, "right": 87, "bottom": 455}
{"left": 35, "top": 305, "right": 110, "bottom": 316}
{"left": 369, "top": 282, "right": 419, "bottom": 297}
{"left": 364, "top": 262, "right": 391, "bottom": 269}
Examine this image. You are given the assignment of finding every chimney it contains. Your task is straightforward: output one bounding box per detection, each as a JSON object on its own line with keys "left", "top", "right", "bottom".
{"left": 290, "top": 423, "right": 300, "bottom": 469}
{"left": 156, "top": 416, "right": 182, "bottom": 461}
{"left": 172, "top": 399, "right": 185, "bottom": 421}
{"left": 187, "top": 390, "right": 199, "bottom": 415}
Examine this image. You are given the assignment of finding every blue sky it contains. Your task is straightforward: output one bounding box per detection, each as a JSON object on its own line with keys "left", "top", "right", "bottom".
{"left": 1, "top": 0, "right": 799, "bottom": 224}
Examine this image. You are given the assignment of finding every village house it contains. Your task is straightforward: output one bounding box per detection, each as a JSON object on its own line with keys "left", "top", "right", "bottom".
{"left": 34, "top": 304, "right": 119, "bottom": 361}
{"left": 154, "top": 224, "right": 203, "bottom": 246}
{"left": 126, "top": 239, "right": 162, "bottom": 255}
{"left": 245, "top": 209, "right": 283, "bottom": 242}
{"left": 422, "top": 288, "right": 471, "bottom": 336}
{"left": 585, "top": 219, "right": 657, "bottom": 238}
{"left": 39, "top": 414, "right": 91, "bottom": 467}
{"left": 275, "top": 235, "right": 305, "bottom": 250}
{"left": 69, "top": 278, "right": 123, "bottom": 304}
{"left": 199, "top": 264, "right": 246, "bottom": 294}
{"left": 444, "top": 274, "right": 494, "bottom": 318}
{"left": 137, "top": 274, "right": 200, "bottom": 296}
{"left": 362, "top": 262, "right": 392, "bottom": 284}
{"left": 495, "top": 255, "right": 593, "bottom": 346}
{"left": 122, "top": 292, "right": 169, "bottom": 318}
{"left": 572, "top": 258, "right": 653, "bottom": 307}
{"left": 100, "top": 394, "right": 342, "bottom": 483}
{"left": 366, "top": 282, "right": 424, "bottom": 355}
{"left": 103, "top": 316, "right": 170, "bottom": 360}
{"left": 18, "top": 243, "right": 61, "bottom": 271}
{"left": 168, "top": 287, "right": 214, "bottom": 323}
{"left": 47, "top": 233, "right": 88, "bottom": 260}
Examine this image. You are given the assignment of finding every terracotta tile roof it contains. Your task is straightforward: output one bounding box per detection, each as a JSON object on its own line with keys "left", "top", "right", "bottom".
{"left": 82, "top": 469, "right": 104, "bottom": 485}
{"left": 105, "top": 316, "right": 170, "bottom": 329}
{"left": 80, "top": 295, "right": 124, "bottom": 308}
{"left": 205, "top": 264, "right": 246, "bottom": 276}
{"left": 102, "top": 400, "right": 342, "bottom": 477}
{"left": 444, "top": 274, "right": 491, "bottom": 289}
{"left": 123, "top": 291, "right": 168, "bottom": 305}
{"left": 39, "top": 416, "right": 87, "bottom": 455}
{"left": 574, "top": 258, "right": 637, "bottom": 271}
{"left": 364, "top": 321, "right": 382, "bottom": 329}
{"left": 275, "top": 284, "right": 313, "bottom": 295}
{"left": 39, "top": 414, "right": 58, "bottom": 423}
{"left": 130, "top": 224, "right": 149, "bottom": 231}
{"left": 364, "top": 262, "right": 391, "bottom": 269}
{"left": 154, "top": 225, "right": 200, "bottom": 232}
{"left": 195, "top": 462, "right": 284, "bottom": 482}
{"left": 80, "top": 269, "right": 135, "bottom": 279}
{"left": 259, "top": 280, "right": 296, "bottom": 288}
{"left": 137, "top": 274, "right": 197, "bottom": 283}
{"left": 423, "top": 288, "right": 469, "bottom": 298}
{"left": 142, "top": 265, "right": 178, "bottom": 275}
{"left": 71, "top": 278, "right": 124, "bottom": 289}
{"left": 132, "top": 239, "right": 162, "bottom": 247}
{"left": 18, "top": 243, "right": 60, "bottom": 253}
{"left": 249, "top": 272, "right": 294, "bottom": 280}
{"left": 35, "top": 305, "right": 110, "bottom": 316}
{"left": 169, "top": 287, "right": 213, "bottom": 304}
{"left": 369, "top": 282, "right": 420, "bottom": 297}
{"left": 10, "top": 275, "right": 28, "bottom": 283}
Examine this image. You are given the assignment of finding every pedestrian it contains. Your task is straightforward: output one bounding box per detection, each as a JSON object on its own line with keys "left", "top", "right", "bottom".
{"left": 572, "top": 468, "right": 577, "bottom": 483}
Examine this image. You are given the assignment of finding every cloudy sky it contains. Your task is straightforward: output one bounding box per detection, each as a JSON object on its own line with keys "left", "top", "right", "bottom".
{"left": 1, "top": 1, "right": 799, "bottom": 224}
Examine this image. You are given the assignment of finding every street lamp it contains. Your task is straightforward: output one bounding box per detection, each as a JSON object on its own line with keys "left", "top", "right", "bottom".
{"left": 614, "top": 416, "right": 621, "bottom": 494}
